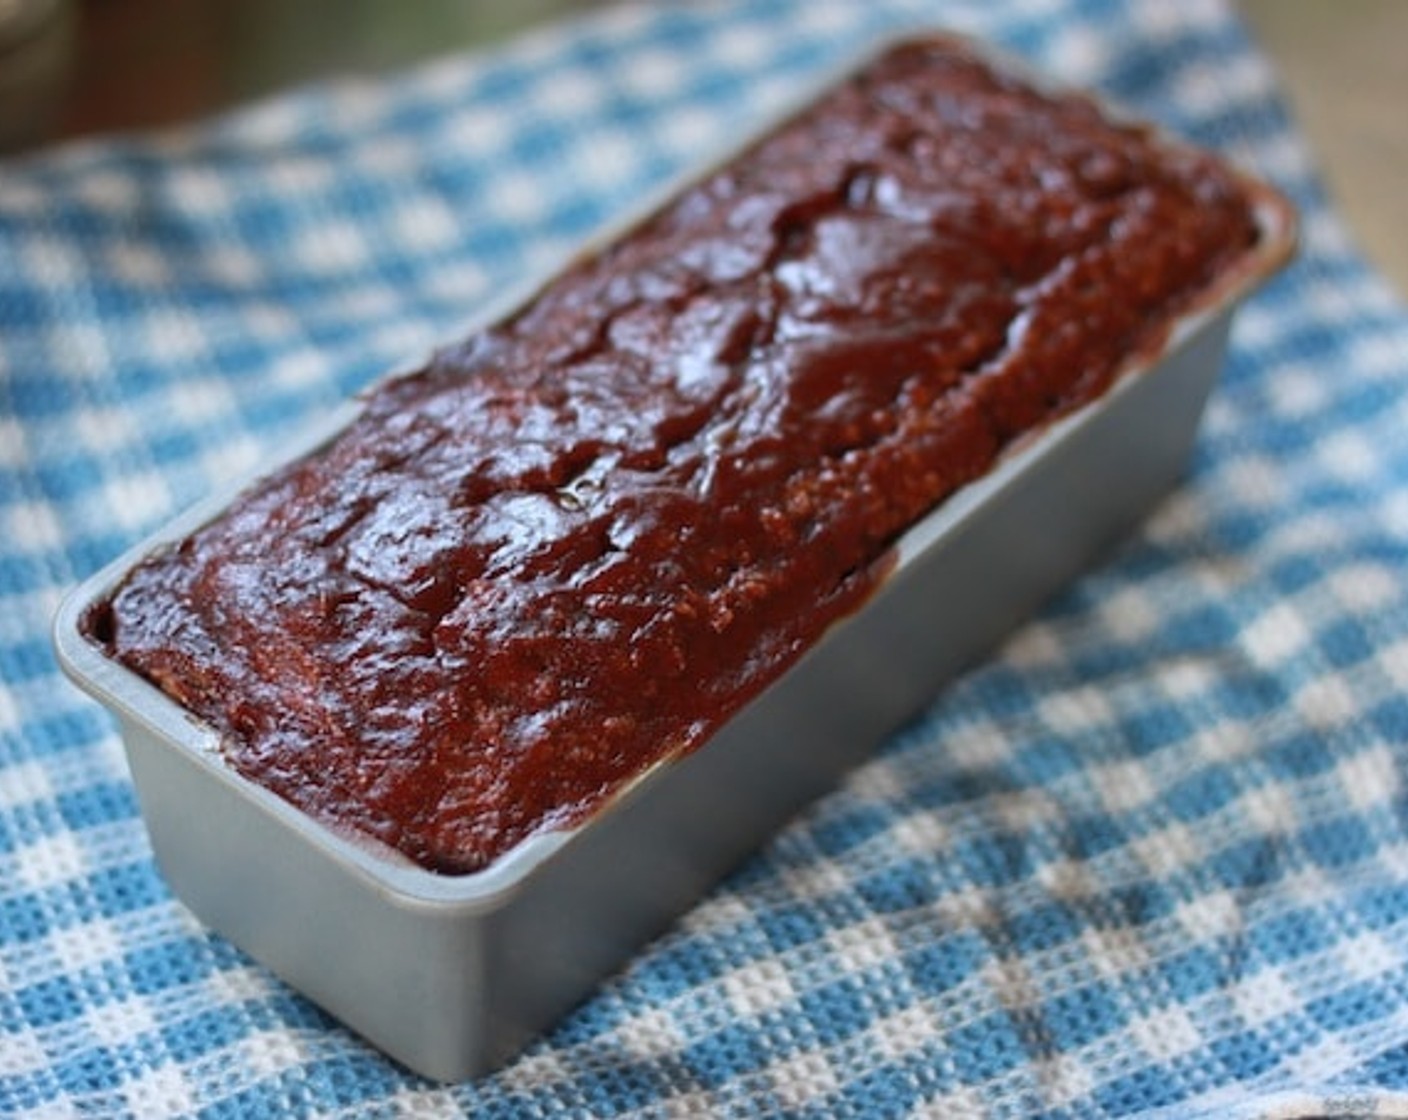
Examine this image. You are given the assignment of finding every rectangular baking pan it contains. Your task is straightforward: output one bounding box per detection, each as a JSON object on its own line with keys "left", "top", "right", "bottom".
{"left": 52, "top": 33, "right": 1296, "bottom": 1081}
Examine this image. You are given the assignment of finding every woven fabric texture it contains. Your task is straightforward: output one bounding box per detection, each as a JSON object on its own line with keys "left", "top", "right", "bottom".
{"left": 5, "top": 0, "right": 1408, "bottom": 1115}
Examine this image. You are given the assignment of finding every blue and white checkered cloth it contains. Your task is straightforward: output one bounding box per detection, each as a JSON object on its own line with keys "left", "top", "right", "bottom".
{"left": 5, "top": 0, "right": 1408, "bottom": 1115}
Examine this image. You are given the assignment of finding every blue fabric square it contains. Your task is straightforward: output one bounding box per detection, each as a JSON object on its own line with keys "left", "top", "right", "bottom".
{"left": 1092, "top": 1064, "right": 1181, "bottom": 1116}
{"left": 1038, "top": 983, "right": 1127, "bottom": 1050}
{"left": 903, "top": 932, "right": 986, "bottom": 995}
{"left": 16, "top": 975, "right": 85, "bottom": 1029}
{"left": 948, "top": 1011, "right": 1029, "bottom": 1084}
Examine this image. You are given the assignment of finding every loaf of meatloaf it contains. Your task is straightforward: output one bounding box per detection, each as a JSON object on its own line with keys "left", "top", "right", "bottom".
{"left": 85, "top": 37, "right": 1265, "bottom": 874}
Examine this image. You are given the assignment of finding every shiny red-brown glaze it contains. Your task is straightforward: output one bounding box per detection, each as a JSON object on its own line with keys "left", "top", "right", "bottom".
{"left": 86, "top": 40, "right": 1261, "bottom": 874}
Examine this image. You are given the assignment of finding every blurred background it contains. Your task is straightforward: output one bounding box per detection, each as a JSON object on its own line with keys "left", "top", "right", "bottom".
{"left": 2, "top": 0, "right": 1405, "bottom": 296}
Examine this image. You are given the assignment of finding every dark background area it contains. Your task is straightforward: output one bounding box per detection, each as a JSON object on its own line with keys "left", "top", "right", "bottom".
{"left": 2, "top": 0, "right": 1404, "bottom": 296}
{"left": 2, "top": 0, "right": 613, "bottom": 147}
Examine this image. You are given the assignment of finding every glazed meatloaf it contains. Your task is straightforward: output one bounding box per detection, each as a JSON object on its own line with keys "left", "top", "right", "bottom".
{"left": 86, "top": 38, "right": 1265, "bottom": 874}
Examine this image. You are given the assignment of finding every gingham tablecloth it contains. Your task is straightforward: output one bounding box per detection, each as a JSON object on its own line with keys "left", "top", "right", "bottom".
{"left": 4, "top": 0, "right": 1408, "bottom": 1116}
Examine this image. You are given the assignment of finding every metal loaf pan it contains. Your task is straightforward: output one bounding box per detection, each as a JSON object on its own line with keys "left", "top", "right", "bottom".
{"left": 53, "top": 33, "right": 1296, "bottom": 1081}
